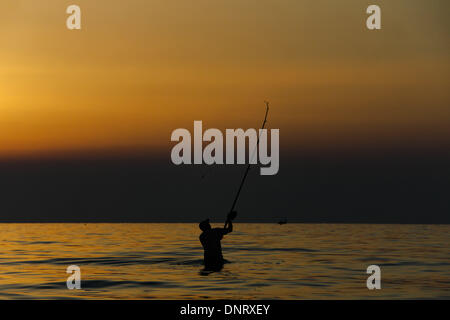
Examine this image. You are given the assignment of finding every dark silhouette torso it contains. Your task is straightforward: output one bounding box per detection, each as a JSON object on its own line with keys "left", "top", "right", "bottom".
{"left": 199, "top": 228, "right": 226, "bottom": 270}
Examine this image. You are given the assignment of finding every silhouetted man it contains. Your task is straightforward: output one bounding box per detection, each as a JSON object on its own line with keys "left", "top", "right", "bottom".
{"left": 199, "top": 213, "right": 234, "bottom": 271}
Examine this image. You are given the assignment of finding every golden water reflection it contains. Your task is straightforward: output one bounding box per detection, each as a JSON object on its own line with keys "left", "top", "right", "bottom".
{"left": 0, "top": 223, "right": 449, "bottom": 299}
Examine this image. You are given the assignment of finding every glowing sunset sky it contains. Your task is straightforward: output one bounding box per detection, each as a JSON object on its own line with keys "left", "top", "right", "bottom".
{"left": 0, "top": 0, "right": 449, "bottom": 157}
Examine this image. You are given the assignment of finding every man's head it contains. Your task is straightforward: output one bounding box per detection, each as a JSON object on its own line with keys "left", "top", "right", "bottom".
{"left": 199, "top": 219, "right": 211, "bottom": 231}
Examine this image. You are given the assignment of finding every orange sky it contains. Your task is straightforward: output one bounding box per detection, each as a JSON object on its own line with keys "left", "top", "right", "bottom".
{"left": 0, "top": 0, "right": 449, "bottom": 157}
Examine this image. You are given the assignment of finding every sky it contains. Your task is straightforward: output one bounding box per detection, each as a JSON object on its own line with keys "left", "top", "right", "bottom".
{"left": 0, "top": 0, "right": 449, "bottom": 157}
{"left": 0, "top": 1, "right": 449, "bottom": 222}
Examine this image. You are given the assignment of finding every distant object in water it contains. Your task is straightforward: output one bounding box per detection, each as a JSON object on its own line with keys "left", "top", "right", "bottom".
{"left": 278, "top": 219, "right": 287, "bottom": 225}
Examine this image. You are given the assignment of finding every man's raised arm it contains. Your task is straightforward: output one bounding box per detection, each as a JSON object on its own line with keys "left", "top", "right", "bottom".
{"left": 224, "top": 219, "right": 233, "bottom": 234}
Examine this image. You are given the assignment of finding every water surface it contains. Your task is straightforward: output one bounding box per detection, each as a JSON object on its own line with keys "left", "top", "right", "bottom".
{"left": 0, "top": 223, "right": 448, "bottom": 299}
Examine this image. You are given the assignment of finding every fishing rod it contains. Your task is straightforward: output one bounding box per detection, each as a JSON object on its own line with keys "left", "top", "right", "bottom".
{"left": 225, "top": 101, "right": 270, "bottom": 227}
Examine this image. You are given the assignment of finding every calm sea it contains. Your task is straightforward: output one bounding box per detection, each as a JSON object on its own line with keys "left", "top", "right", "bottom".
{"left": 0, "top": 223, "right": 448, "bottom": 299}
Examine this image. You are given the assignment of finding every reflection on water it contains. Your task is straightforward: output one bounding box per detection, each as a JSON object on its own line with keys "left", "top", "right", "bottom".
{"left": 0, "top": 223, "right": 449, "bottom": 299}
